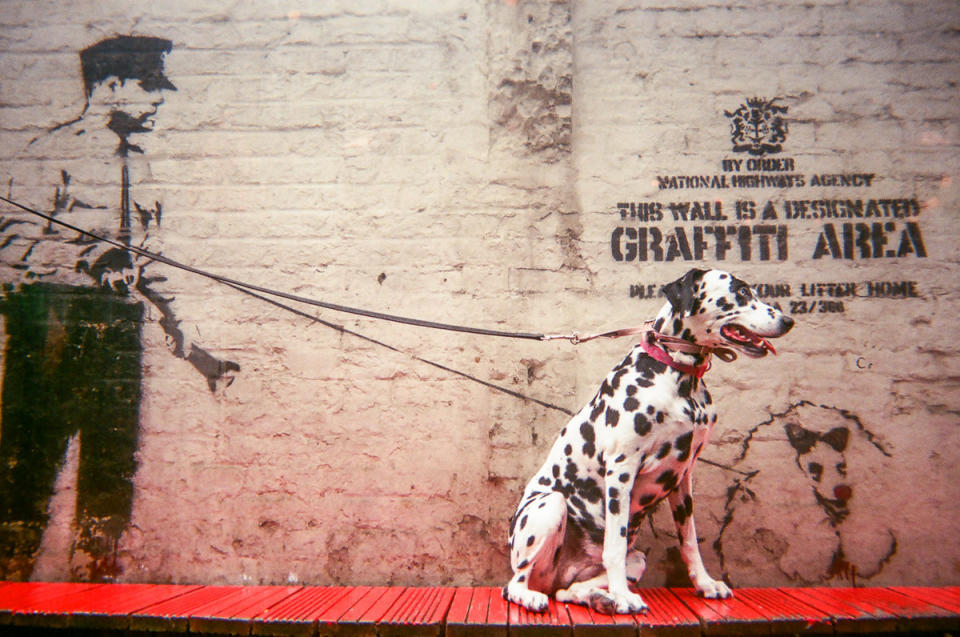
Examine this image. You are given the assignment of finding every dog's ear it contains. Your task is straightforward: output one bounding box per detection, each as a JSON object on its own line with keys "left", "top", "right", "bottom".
{"left": 820, "top": 427, "right": 849, "bottom": 453}
{"left": 661, "top": 268, "right": 707, "bottom": 314}
{"left": 785, "top": 422, "right": 817, "bottom": 455}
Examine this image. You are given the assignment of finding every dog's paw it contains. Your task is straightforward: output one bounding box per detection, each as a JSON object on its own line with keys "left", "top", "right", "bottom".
{"left": 695, "top": 578, "right": 733, "bottom": 599}
{"left": 504, "top": 583, "right": 549, "bottom": 612}
{"left": 588, "top": 589, "right": 649, "bottom": 615}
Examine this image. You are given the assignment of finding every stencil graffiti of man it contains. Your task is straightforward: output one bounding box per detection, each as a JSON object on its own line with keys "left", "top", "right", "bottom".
{"left": 0, "top": 35, "right": 237, "bottom": 580}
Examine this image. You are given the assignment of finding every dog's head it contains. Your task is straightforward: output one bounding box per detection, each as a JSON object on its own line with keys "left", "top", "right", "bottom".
{"left": 785, "top": 421, "right": 853, "bottom": 524}
{"left": 658, "top": 268, "right": 793, "bottom": 358}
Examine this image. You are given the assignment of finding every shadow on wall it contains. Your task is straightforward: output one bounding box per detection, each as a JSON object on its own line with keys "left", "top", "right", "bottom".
{"left": 713, "top": 401, "right": 896, "bottom": 586}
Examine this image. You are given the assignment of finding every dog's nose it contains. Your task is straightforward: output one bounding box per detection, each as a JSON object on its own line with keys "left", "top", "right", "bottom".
{"left": 780, "top": 315, "right": 795, "bottom": 333}
{"left": 834, "top": 484, "right": 852, "bottom": 503}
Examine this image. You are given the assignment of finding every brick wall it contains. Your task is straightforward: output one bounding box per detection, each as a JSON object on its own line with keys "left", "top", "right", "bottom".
{"left": 0, "top": 0, "right": 956, "bottom": 589}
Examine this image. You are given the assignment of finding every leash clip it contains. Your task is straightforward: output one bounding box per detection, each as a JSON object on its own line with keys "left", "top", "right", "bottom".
{"left": 540, "top": 332, "right": 582, "bottom": 344}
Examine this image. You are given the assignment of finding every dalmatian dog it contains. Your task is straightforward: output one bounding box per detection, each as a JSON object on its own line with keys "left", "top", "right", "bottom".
{"left": 504, "top": 268, "right": 794, "bottom": 614}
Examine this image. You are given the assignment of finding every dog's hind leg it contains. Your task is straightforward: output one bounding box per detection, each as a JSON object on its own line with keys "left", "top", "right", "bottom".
{"left": 555, "top": 550, "right": 649, "bottom": 614}
{"left": 504, "top": 490, "right": 567, "bottom": 612}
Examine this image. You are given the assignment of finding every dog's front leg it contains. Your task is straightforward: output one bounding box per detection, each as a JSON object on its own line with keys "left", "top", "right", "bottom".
{"left": 600, "top": 474, "right": 649, "bottom": 614}
{"left": 667, "top": 471, "right": 732, "bottom": 599}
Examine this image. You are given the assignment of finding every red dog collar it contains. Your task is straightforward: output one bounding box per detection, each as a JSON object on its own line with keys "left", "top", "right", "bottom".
{"left": 640, "top": 335, "right": 712, "bottom": 379}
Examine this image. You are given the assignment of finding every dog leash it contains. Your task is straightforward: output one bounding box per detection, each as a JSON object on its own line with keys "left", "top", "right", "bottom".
{"left": 0, "top": 193, "right": 736, "bottom": 365}
{"left": 544, "top": 322, "right": 737, "bottom": 377}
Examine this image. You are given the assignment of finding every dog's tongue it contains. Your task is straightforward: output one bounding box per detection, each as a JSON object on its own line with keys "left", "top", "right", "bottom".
{"left": 747, "top": 329, "right": 776, "bottom": 355}
{"left": 729, "top": 325, "right": 776, "bottom": 354}
{"left": 758, "top": 335, "right": 776, "bottom": 355}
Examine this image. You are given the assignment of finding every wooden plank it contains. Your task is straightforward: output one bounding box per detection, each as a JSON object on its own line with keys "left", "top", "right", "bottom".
{"left": 561, "top": 599, "right": 635, "bottom": 637}
{"left": 507, "top": 596, "right": 572, "bottom": 637}
{"left": 189, "top": 585, "right": 301, "bottom": 634}
{"left": 448, "top": 586, "right": 509, "bottom": 637}
{"left": 2, "top": 582, "right": 106, "bottom": 628}
{"left": 840, "top": 587, "right": 960, "bottom": 633}
{"left": 131, "top": 585, "right": 246, "bottom": 632}
{"left": 329, "top": 586, "right": 405, "bottom": 637}
{"left": 634, "top": 588, "right": 700, "bottom": 637}
{"left": 485, "top": 586, "right": 510, "bottom": 630}
{"left": 890, "top": 586, "right": 960, "bottom": 614}
{"left": 57, "top": 583, "right": 201, "bottom": 630}
{"left": 670, "top": 587, "right": 771, "bottom": 636}
{"left": 733, "top": 588, "right": 833, "bottom": 634}
{"left": 780, "top": 587, "right": 896, "bottom": 634}
{"left": 377, "top": 586, "right": 456, "bottom": 637}
{"left": 253, "top": 586, "right": 349, "bottom": 636}
{"left": 315, "top": 585, "right": 374, "bottom": 635}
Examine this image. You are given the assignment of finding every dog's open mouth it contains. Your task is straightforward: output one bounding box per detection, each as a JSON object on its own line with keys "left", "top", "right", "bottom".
{"left": 720, "top": 324, "right": 777, "bottom": 357}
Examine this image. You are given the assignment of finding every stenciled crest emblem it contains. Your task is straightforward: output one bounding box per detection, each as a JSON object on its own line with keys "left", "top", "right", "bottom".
{"left": 724, "top": 97, "right": 788, "bottom": 156}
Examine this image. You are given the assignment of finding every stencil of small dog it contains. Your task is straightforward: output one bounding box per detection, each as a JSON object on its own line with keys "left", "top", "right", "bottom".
{"left": 504, "top": 268, "right": 794, "bottom": 614}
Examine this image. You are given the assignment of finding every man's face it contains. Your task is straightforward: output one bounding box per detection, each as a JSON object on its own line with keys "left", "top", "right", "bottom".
{"left": 91, "top": 77, "right": 165, "bottom": 127}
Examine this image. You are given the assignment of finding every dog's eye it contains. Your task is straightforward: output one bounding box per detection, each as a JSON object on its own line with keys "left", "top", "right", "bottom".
{"left": 735, "top": 287, "right": 751, "bottom": 303}
{"left": 807, "top": 462, "right": 823, "bottom": 482}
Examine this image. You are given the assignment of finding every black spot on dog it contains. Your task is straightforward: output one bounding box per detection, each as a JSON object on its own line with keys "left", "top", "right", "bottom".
{"left": 606, "top": 408, "right": 620, "bottom": 427}
{"left": 520, "top": 515, "right": 528, "bottom": 529}
{"left": 626, "top": 385, "right": 638, "bottom": 396}
{"left": 638, "top": 493, "right": 657, "bottom": 507}
{"left": 581, "top": 422, "right": 597, "bottom": 456}
{"left": 564, "top": 444, "right": 572, "bottom": 456}
{"left": 553, "top": 464, "right": 561, "bottom": 478}
{"left": 635, "top": 356, "right": 667, "bottom": 384}
{"left": 675, "top": 432, "right": 693, "bottom": 461}
{"left": 608, "top": 488, "right": 620, "bottom": 514}
{"left": 518, "top": 559, "right": 529, "bottom": 569}
{"left": 673, "top": 503, "right": 687, "bottom": 525}
{"left": 618, "top": 472, "right": 630, "bottom": 483}
{"left": 581, "top": 421, "right": 596, "bottom": 442}
{"left": 620, "top": 526, "right": 627, "bottom": 537}
{"left": 656, "top": 442, "right": 672, "bottom": 459}
{"left": 657, "top": 469, "right": 679, "bottom": 491}
{"left": 590, "top": 401, "right": 605, "bottom": 422}
{"left": 614, "top": 453, "right": 626, "bottom": 463}
{"left": 624, "top": 396, "right": 639, "bottom": 411}
{"left": 580, "top": 477, "right": 603, "bottom": 503}
{"left": 538, "top": 476, "right": 551, "bottom": 487}
{"left": 653, "top": 317, "right": 665, "bottom": 331}
{"left": 656, "top": 411, "right": 665, "bottom": 424}
{"left": 518, "top": 574, "right": 526, "bottom": 582}
{"left": 634, "top": 413, "right": 651, "bottom": 436}
{"left": 610, "top": 368, "right": 629, "bottom": 391}
{"left": 703, "top": 390, "right": 712, "bottom": 405}
{"left": 526, "top": 535, "right": 535, "bottom": 547}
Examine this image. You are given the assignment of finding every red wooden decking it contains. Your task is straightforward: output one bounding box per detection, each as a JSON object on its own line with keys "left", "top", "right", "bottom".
{"left": 0, "top": 581, "right": 957, "bottom": 635}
